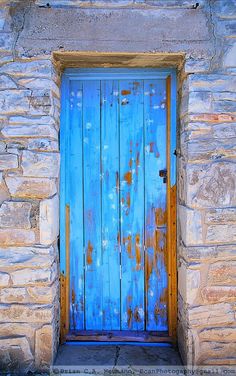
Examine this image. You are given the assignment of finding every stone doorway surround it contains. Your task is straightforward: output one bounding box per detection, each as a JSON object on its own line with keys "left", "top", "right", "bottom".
{"left": 0, "top": 1, "right": 236, "bottom": 373}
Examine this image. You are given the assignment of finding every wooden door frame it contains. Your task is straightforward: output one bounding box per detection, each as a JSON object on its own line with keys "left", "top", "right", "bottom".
{"left": 59, "top": 66, "right": 177, "bottom": 344}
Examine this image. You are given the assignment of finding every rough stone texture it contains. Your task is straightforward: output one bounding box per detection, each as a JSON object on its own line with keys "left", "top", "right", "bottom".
{"left": 39, "top": 194, "right": 59, "bottom": 245}
{"left": 0, "top": 0, "right": 235, "bottom": 372}
{"left": 0, "top": 201, "right": 31, "bottom": 229}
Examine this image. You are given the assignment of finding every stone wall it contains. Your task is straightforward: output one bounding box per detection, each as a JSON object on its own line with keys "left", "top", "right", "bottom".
{"left": 0, "top": 0, "right": 235, "bottom": 372}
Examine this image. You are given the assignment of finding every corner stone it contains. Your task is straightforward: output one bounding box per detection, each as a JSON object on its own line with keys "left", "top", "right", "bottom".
{"left": 39, "top": 194, "right": 59, "bottom": 246}
{"left": 35, "top": 325, "right": 54, "bottom": 369}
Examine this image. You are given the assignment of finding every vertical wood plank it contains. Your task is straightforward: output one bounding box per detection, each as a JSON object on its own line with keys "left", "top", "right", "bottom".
{"left": 120, "top": 80, "right": 145, "bottom": 331}
{"left": 68, "top": 80, "right": 84, "bottom": 330}
{"left": 166, "top": 75, "right": 177, "bottom": 339}
{"left": 101, "top": 80, "right": 121, "bottom": 330}
{"left": 83, "top": 80, "right": 102, "bottom": 330}
{"left": 144, "top": 79, "right": 168, "bottom": 331}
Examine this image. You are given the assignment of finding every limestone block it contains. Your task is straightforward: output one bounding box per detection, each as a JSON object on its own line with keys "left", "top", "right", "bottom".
{"left": 0, "top": 172, "right": 9, "bottom": 205}
{"left": 0, "top": 154, "right": 18, "bottom": 170}
{"left": 0, "top": 60, "right": 52, "bottom": 78}
{"left": 223, "top": 43, "right": 236, "bottom": 68}
{"left": 28, "top": 138, "right": 59, "bottom": 152}
{"left": 18, "top": 77, "right": 60, "bottom": 97}
{"left": 178, "top": 261, "right": 201, "bottom": 305}
{"left": 40, "top": 194, "right": 59, "bottom": 245}
{"left": 9, "top": 115, "right": 55, "bottom": 126}
{"left": 0, "top": 201, "right": 31, "bottom": 229}
{"left": 186, "top": 162, "right": 236, "bottom": 208}
{"left": 208, "top": 261, "right": 236, "bottom": 286}
{"left": 0, "top": 229, "right": 35, "bottom": 246}
{"left": 188, "top": 91, "right": 212, "bottom": 114}
{"left": 188, "top": 74, "right": 236, "bottom": 93}
{"left": 29, "top": 95, "right": 52, "bottom": 115}
{"left": 0, "top": 90, "right": 31, "bottom": 115}
{"left": 5, "top": 176, "right": 57, "bottom": 199}
{"left": 199, "top": 327, "right": 236, "bottom": 342}
{"left": 179, "top": 244, "right": 236, "bottom": 263}
{"left": 178, "top": 205, "right": 203, "bottom": 246}
{"left": 35, "top": 325, "right": 54, "bottom": 369}
{"left": 11, "top": 267, "right": 54, "bottom": 286}
{"left": 1, "top": 124, "right": 58, "bottom": 139}
{"left": 188, "top": 303, "right": 234, "bottom": 327}
{"left": 0, "top": 272, "right": 9, "bottom": 287}
{"left": 0, "top": 323, "right": 35, "bottom": 346}
{"left": 206, "top": 224, "right": 236, "bottom": 244}
{"left": 201, "top": 286, "right": 236, "bottom": 304}
{"left": 0, "top": 284, "right": 57, "bottom": 304}
{"left": 205, "top": 208, "right": 236, "bottom": 225}
{"left": 0, "top": 337, "right": 33, "bottom": 373}
{"left": 21, "top": 150, "right": 59, "bottom": 177}
{"left": 0, "top": 246, "right": 55, "bottom": 269}
{"left": 0, "top": 304, "right": 53, "bottom": 323}
{"left": 0, "top": 74, "right": 17, "bottom": 89}
{"left": 196, "top": 341, "right": 236, "bottom": 365}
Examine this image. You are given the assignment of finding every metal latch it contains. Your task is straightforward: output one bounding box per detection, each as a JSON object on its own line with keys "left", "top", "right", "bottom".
{"left": 159, "top": 169, "right": 167, "bottom": 184}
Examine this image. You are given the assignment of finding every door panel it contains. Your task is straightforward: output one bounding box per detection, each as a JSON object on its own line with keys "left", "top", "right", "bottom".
{"left": 68, "top": 80, "right": 84, "bottom": 330}
{"left": 144, "top": 80, "right": 168, "bottom": 331}
{"left": 101, "top": 80, "right": 120, "bottom": 330}
{"left": 119, "top": 80, "right": 145, "bottom": 330}
{"left": 65, "top": 76, "right": 169, "bottom": 333}
{"left": 83, "top": 80, "right": 103, "bottom": 330}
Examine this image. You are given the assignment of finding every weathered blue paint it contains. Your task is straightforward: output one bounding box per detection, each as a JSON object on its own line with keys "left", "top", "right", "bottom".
{"left": 119, "top": 80, "right": 145, "bottom": 330}
{"left": 144, "top": 80, "right": 168, "bottom": 331}
{"left": 69, "top": 80, "right": 84, "bottom": 330}
{"left": 60, "top": 68, "right": 176, "bottom": 333}
{"left": 101, "top": 80, "right": 120, "bottom": 330}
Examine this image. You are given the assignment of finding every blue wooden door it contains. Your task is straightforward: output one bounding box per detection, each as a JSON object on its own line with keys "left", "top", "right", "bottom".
{"left": 61, "top": 69, "right": 176, "bottom": 334}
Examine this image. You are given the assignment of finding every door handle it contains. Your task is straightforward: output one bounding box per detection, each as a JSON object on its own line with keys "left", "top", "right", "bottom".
{"left": 159, "top": 169, "right": 167, "bottom": 184}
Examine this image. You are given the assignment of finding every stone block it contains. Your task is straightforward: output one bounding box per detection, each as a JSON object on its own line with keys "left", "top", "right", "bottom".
{"left": 10, "top": 267, "right": 55, "bottom": 286}
{"left": 1, "top": 124, "right": 58, "bottom": 139}
{"left": 28, "top": 139, "right": 59, "bottom": 152}
{"left": 223, "top": 43, "right": 236, "bottom": 68}
{"left": 0, "top": 60, "right": 52, "bottom": 78}
{"left": 35, "top": 325, "right": 54, "bottom": 369}
{"left": 0, "top": 246, "right": 55, "bottom": 269}
{"left": 0, "top": 272, "right": 9, "bottom": 287}
{"left": 201, "top": 286, "right": 236, "bottom": 304}
{"left": 188, "top": 74, "right": 236, "bottom": 92}
{"left": 0, "top": 323, "right": 35, "bottom": 346}
{"left": 0, "top": 74, "right": 17, "bottom": 89}
{"left": 178, "top": 260, "right": 201, "bottom": 305}
{"left": 188, "top": 91, "right": 212, "bottom": 114}
{"left": 199, "top": 327, "right": 236, "bottom": 342}
{"left": 21, "top": 150, "right": 59, "bottom": 178}
{"left": 0, "top": 229, "right": 35, "bottom": 246}
{"left": 5, "top": 176, "right": 57, "bottom": 199}
{"left": 0, "top": 201, "right": 31, "bottom": 229}
{"left": 0, "top": 172, "right": 10, "bottom": 205}
{"left": 188, "top": 303, "right": 234, "bottom": 327}
{"left": 186, "top": 162, "right": 236, "bottom": 208}
{"left": 0, "top": 90, "right": 31, "bottom": 115}
{"left": 40, "top": 194, "right": 59, "bottom": 245}
{"left": 8, "top": 115, "right": 55, "bottom": 126}
{"left": 0, "top": 304, "right": 53, "bottom": 323}
{"left": 208, "top": 261, "right": 236, "bottom": 286}
{"left": 179, "top": 244, "right": 236, "bottom": 263}
{"left": 0, "top": 154, "right": 18, "bottom": 170}
{"left": 0, "top": 284, "right": 57, "bottom": 304}
{"left": 178, "top": 205, "right": 203, "bottom": 246}
{"left": 0, "top": 337, "right": 33, "bottom": 373}
{"left": 206, "top": 224, "right": 236, "bottom": 244}
{"left": 205, "top": 208, "right": 236, "bottom": 225}
{"left": 196, "top": 341, "right": 236, "bottom": 365}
